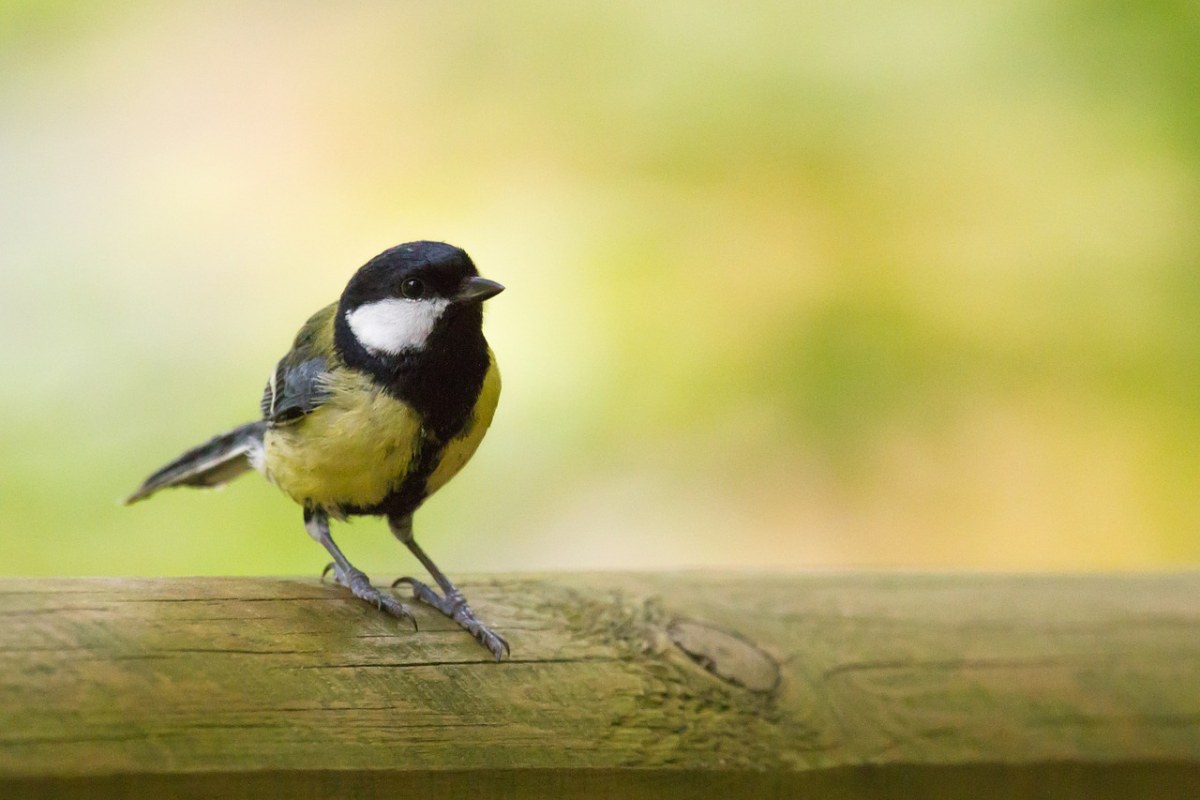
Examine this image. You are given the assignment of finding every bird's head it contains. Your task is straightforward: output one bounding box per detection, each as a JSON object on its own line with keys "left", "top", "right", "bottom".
{"left": 337, "top": 241, "right": 504, "bottom": 358}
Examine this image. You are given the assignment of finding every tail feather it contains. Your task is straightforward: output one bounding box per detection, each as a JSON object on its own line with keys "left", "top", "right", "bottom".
{"left": 125, "top": 421, "right": 267, "bottom": 505}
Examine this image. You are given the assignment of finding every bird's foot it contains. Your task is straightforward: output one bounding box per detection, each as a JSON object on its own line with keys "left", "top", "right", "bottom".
{"left": 392, "top": 576, "right": 509, "bottom": 660}
{"left": 322, "top": 562, "right": 416, "bottom": 629}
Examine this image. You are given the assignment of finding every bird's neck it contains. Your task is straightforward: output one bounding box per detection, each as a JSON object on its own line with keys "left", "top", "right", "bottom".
{"left": 334, "top": 304, "right": 490, "bottom": 442}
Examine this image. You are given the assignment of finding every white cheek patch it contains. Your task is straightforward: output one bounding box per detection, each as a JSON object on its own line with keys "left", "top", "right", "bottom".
{"left": 346, "top": 297, "right": 450, "bottom": 355}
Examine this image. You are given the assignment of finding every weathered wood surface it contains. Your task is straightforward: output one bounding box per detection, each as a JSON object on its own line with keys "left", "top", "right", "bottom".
{"left": 1, "top": 572, "right": 1199, "bottom": 799}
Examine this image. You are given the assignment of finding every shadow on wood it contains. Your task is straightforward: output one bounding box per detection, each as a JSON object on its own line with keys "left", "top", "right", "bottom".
{"left": 1, "top": 573, "right": 1198, "bottom": 798}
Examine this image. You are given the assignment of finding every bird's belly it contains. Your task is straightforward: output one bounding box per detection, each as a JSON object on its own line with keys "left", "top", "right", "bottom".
{"left": 262, "top": 381, "right": 422, "bottom": 512}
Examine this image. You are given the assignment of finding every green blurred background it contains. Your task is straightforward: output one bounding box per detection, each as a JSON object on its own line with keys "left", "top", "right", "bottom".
{"left": 2, "top": 2, "right": 1198, "bottom": 576}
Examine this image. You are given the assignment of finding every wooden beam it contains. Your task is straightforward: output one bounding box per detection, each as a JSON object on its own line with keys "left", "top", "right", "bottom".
{"left": 1, "top": 573, "right": 1198, "bottom": 798}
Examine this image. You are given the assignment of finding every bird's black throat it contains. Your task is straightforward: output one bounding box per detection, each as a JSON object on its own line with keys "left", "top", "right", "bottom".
{"left": 333, "top": 303, "right": 491, "bottom": 519}
{"left": 333, "top": 302, "right": 490, "bottom": 444}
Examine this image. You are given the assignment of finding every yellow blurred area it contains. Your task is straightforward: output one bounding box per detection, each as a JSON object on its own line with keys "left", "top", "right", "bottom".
{"left": 2, "top": 1, "right": 1198, "bottom": 575}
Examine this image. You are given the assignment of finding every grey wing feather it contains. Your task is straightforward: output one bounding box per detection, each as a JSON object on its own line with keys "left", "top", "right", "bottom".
{"left": 261, "top": 357, "right": 331, "bottom": 424}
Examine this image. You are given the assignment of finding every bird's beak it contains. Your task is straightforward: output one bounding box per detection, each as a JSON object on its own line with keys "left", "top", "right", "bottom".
{"left": 455, "top": 276, "right": 505, "bottom": 304}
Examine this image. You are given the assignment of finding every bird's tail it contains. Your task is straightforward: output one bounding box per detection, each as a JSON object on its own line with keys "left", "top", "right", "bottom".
{"left": 125, "top": 421, "right": 267, "bottom": 505}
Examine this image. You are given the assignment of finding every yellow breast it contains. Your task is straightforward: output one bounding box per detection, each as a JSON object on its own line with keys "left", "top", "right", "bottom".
{"left": 261, "top": 353, "right": 501, "bottom": 514}
{"left": 262, "top": 370, "right": 422, "bottom": 511}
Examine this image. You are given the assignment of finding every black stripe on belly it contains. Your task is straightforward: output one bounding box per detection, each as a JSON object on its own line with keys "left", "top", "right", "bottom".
{"left": 341, "top": 433, "right": 442, "bottom": 519}
{"left": 332, "top": 304, "right": 491, "bottom": 520}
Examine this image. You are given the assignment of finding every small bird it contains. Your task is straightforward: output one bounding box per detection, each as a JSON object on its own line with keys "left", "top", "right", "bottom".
{"left": 127, "top": 241, "right": 509, "bottom": 659}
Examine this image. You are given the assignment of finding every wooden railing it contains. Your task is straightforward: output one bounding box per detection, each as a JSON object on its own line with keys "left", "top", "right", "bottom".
{"left": 2, "top": 573, "right": 1198, "bottom": 798}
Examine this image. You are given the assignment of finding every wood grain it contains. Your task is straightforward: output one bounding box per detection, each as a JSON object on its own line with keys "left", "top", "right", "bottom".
{"left": 1, "top": 572, "right": 1198, "bottom": 798}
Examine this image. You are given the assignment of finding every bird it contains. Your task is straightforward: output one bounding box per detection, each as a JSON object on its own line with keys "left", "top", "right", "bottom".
{"left": 126, "top": 241, "right": 509, "bottom": 659}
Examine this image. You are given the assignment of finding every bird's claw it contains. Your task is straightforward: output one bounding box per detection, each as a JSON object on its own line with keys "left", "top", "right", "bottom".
{"left": 392, "top": 576, "right": 510, "bottom": 660}
{"left": 325, "top": 564, "right": 417, "bottom": 630}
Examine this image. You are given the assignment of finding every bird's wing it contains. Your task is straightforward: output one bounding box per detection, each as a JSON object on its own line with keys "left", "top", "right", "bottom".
{"left": 260, "top": 302, "right": 339, "bottom": 425}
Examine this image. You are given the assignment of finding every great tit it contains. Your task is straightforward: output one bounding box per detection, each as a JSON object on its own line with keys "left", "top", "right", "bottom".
{"left": 127, "top": 241, "right": 508, "bottom": 659}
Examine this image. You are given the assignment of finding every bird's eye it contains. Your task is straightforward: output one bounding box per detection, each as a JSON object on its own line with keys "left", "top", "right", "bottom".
{"left": 400, "top": 278, "right": 425, "bottom": 299}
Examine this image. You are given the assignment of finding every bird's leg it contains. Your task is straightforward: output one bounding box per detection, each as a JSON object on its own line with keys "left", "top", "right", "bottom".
{"left": 304, "top": 509, "right": 415, "bottom": 627}
{"left": 388, "top": 515, "right": 509, "bottom": 660}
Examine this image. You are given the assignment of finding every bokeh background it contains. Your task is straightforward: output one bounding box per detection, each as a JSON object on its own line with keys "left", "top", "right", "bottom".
{"left": 2, "top": 2, "right": 1198, "bottom": 576}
